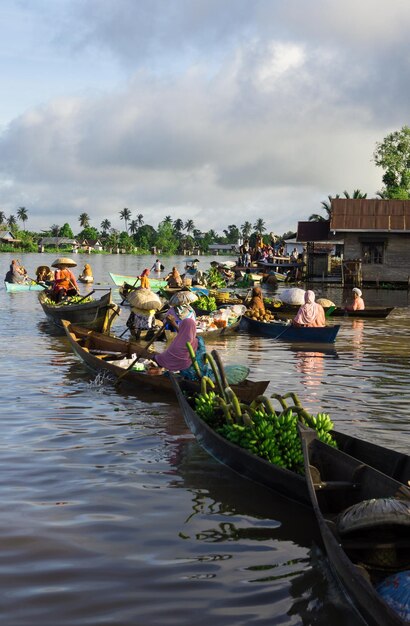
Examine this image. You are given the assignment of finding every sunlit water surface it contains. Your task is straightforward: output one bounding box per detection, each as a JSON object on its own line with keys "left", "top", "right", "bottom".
{"left": 1, "top": 252, "right": 409, "bottom": 625}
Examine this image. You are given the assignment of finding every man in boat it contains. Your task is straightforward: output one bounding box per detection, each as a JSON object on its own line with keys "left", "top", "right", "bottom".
{"left": 293, "top": 290, "right": 326, "bottom": 327}
{"left": 247, "top": 286, "right": 266, "bottom": 316}
{"left": 346, "top": 287, "right": 365, "bottom": 311}
{"left": 51, "top": 258, "right": 79, "bottom": 302}
{"left": 35, "top": 265, "right": 54, "bottom": 283}
{"left": 5, "top": 259, "right": 27, "bottom": 284}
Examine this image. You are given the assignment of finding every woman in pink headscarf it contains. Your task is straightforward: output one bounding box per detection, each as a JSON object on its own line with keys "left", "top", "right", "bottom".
{"left": 293, "top": 290, "right": 326, "bottom": 328}
{"left": 154, "top": 317, "right": 198, "bottom": 372}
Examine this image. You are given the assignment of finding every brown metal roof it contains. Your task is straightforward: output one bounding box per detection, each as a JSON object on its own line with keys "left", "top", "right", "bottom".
{"left": 330, "top": 199, "right": 410, "bottom": 231}
{"left": 296, "top": 221, "right": 330, "bottom": 242}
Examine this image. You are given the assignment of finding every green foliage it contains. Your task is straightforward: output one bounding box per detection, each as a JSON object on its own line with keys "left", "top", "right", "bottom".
{"left": 77, "top": 226, "right": 100, "bottom": 241}
{"left": 154, "top": 221, "right": 179, "bottom": 254}
{"left": 373, "top": 125, "right": 410, "bottom": 197}
{"left": 58, "top": 223, "right": 74, "bottom": 238}
{"left": 194, "top": 295, "right": 217, "bottom": 311}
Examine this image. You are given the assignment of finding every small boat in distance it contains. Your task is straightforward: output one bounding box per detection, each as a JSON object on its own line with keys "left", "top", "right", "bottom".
{"left": 5, "top": 281, "right": 48, "bottom": 292}
{"left": 109, "top": 272, "right": 168, "bottom": 292}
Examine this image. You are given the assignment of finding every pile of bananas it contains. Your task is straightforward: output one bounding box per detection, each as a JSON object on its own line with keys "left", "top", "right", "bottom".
{"left": 194, "top": 295, "right": 217, "bottom": 312}
{"left": 42, "top": 295, "right": 93, "bottom": 306}
{"left": 194, "top": 384, "right": 336, "bottom": 474}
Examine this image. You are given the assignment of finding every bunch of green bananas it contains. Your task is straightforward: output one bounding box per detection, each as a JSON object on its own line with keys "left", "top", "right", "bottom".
{"left": 42, "top": 295, "right": 92, "bottom": 306}
{"left": 195, "top": 295, "right": 217, "bottom": 312}
{"left": 302, "top": 412, "right": 336, "bottom": 447}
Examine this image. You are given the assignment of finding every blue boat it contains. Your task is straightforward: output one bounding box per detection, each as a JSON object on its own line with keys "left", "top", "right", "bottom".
{"left": 240, "top": 315, "right": 340, "bottom": 343}
{"left": 4, "top": 281, "right": 48, "bottom": 293}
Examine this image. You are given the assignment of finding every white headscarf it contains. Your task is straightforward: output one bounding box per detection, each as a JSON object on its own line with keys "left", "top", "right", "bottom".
{"left": 352, "top": 288, "right": 362, "bottom": 297}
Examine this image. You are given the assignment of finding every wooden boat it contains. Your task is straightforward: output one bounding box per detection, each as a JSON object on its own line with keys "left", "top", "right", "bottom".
{"left": 5, "top": 281, "right": 48, "bottom": 292}
{"left": 78, "top": 276, "right": 94, "bottom": 284}
{"left": 38, "top": 290, "right": 120, "bottom": 333}
{"left": 331, "top": 306, "right": 395, "bottom": 318}
{"left": 109, "top": 272, "right": 168, "bottom": 292}
{"left": 161, "top": 285, "right": 209, "bottom": 298}
{"left": 240, "top": 315, "right": 340, "bottom": 343}
{"left": 62, "top": 322, "right": 270, "bottom": 403}
{"left": 171, "top": 376, "right": 410, "bottom": 508}
{"left": 266, "top": 302, "right": 395, "bottom": 319}
{"left": 161, "top": 316, "right": 241, "bottom": 343}
{"left": 301, "top": 428, "right": 410, "bottom": 626}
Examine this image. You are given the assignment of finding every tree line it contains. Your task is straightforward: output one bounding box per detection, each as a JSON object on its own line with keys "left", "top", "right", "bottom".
{"left": 2, "top": 125, "right": 410, "bottom": 250}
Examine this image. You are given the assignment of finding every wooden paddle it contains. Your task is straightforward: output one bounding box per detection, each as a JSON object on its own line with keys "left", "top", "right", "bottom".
{"left": 114, "top": 325, "right": 164, "bottom": 387}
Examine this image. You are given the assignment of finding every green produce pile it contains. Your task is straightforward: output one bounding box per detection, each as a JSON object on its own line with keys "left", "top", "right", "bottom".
{"left": 194, "top": 383, "right": 336, "bottom": 474}
{"left": 194, "top": 295, "right": 217, "bottom": 312}
{"left": 42, "top": 295, "right": 93, "bottom": 306}
{"left": 206, "top": 267, "right": 227, "bottom": 288}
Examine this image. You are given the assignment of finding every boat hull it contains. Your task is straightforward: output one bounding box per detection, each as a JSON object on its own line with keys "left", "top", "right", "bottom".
{"left": 301, "top": 430, "right": 410, "bottom": 626}
{"left": 109, "top": 272, "right": 167, "bottom": 291}
{"left": 62, "top": 322, "right": 269, "bottom": 403}
{"left": 240, "top": 315, "right": 340, "bottom": 343}
{"left": 5, "top": 281, "right": 47, "bottom": 292}
{"left": 38, "top": 291, "right": 120, "bottom": 333}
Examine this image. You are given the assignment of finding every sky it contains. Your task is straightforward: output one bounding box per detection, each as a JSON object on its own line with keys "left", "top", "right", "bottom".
{"left": 0, "top": 0, "right": 409, "bottom": 236}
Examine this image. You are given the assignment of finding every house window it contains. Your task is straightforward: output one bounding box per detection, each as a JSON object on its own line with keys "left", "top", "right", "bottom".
{"left": 361, "top": 242, "right": 384, "bottom": 264}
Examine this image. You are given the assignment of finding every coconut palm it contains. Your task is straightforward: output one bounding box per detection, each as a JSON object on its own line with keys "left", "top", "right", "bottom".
{"left": 100, "top": 219, "right": 111, "bottom": 234}
{"left": 342, "top": 189, "right": 367, "bottom": 199}
{"left": 185, "top": 219, "right": 195, "bottom": 235}
{"left": 253, "top": 218, "right": 266, "bottom": 234}
{"left": 50, "top": 224, "right": 60, "bottom": 236}
{"left": 163, "top": 215, "right": 173, "bottom": 226}
{"left": 79, "top": 213, "right": 90, "bottom": 228}
{"left": 173, "top": 218, "right": 184, "bottom": 233}
{"left": 241, "top": 221, "right": 252, "bottom": 239}
{"left": 7, "top": 214, "right": 16, "bottom": 229}
{"left": 119, "top": 207, "right": 132, "bottom": 233}
{"left": 309, "top": 194, "right": 340, "bottom": 222}
{"left": 17, "top": 206, "right": 28, "bottom": 229}
{"left": 129, "top": 219, "right": 139, "bottom": 235}
{"left": 0, "top": 211, "right": 6, "bottom": 225}
{"left": 136, "top": 213, "right": 144, "bottom": 227}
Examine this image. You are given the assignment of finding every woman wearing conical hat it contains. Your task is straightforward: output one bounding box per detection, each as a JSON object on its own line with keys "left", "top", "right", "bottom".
{"left": 51, "top": 258, "right": 79, "bottom": 302}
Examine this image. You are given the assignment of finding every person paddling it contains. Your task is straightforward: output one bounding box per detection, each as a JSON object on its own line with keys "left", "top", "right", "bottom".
{"left": 51, "top": 257, "right": 79, "bottom": 302}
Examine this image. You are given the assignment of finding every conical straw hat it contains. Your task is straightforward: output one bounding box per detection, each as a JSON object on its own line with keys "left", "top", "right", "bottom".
{"left": 51, "top": 257, "right": 77, "bottom": 268}
{"left": 127, "top": 288, "right": 162, "bottom": 310}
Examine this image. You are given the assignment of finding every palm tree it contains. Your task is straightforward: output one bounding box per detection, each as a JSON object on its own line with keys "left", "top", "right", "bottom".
{"left": 163, "top": 215, "right": 173, "bottom": 225}
{"left": 17, "top": 206, "right": 28, "bottom": 229}
{"left": 342, "top": 189, "right": 367, "bottom": 199}
{"left": 241, "top": 221, "right": 252, "bottom": 239}
{"left": 7, "top": 214, "right": 16, "bottom": 230}
{"left": 173, "top": 218, "right": 184, "bottom": 233}
{"left": 119, "top": 207, "right": 132, "bottom": 233}
{"left": 100, "top": 219, "right": 111, "bottom": 234}
{"left": 309, "top": 194, "right": 339, "bottom": 222}
{"left": 253, "top": 218, "right": 266, "bottom": 234}
{"left": 0, "top": 211, "right": 6, "bottom": 225}
{"left": 136, "top": 213, "right": 144, "bottom": 227}
{"left": 50, "top": 224, "right": 60, "bottom": 236}
{"left": 129, "top": 219, "right": 139, "bottom": 235}
{"left": 79, "top": 213, "right": 90, "bottom": 228}
{"left": 185, "top": 219, "right": 195, "bottom": 235}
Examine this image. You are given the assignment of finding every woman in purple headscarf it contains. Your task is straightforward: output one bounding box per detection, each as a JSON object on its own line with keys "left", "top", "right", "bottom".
{"left": 293, "top": 290, "right": 325, "bottom": 328}
{"left": 154, "top": 317, "right": 198, "bottom": 372}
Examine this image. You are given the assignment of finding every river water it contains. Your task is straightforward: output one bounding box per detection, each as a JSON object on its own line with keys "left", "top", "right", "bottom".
{"left": 1, "top": 252, "right": 409, "bottom": 626}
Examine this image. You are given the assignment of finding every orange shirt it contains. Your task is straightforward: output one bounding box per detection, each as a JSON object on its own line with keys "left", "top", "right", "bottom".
{"left": 54, "top": 268, "right": 78, "bottom": 291}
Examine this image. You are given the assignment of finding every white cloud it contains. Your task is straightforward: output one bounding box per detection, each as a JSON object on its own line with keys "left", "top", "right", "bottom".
{"left": 0, "top": 0, "right": 407, "bottom": 234}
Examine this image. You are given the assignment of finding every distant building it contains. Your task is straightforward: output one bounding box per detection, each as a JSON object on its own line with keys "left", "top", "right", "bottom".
{"left": 331, "top": 198, "right": 410, "bottom": 284}
{"left": 0, "top": 230, "right": 21, "bottom": 245}
{"left": 208, "top": 243, "right": 239, "bottom": 254}
{"left": 38, "top": 237, "right": 78, "bottom": 252}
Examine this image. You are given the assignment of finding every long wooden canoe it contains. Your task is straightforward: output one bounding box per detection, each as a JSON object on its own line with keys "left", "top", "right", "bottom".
{"left": 301, "top": 428, "right": 410, "bottom": 626}
{"left": 240, "top": 315, "right": 340, "bottom": 343}
{"left": 171, "top": 376, "right": 409, "bottom": 507}
{"left": 5, "top": 281, "right": 48, "bottom": 292}
{"left": 39, "top": 290, "right": 120, "bottom": 333}
{"left": 109, "top": 272, "right": 168, "bottom": 292}
{"left": 331, "top": 306, "right": 395, "bottom": 318}
{"left": 62, "top": 321, "right": 269, "bottom": 403}
{"left": 267, "top": 302, "right": 395, "bottom": 318}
